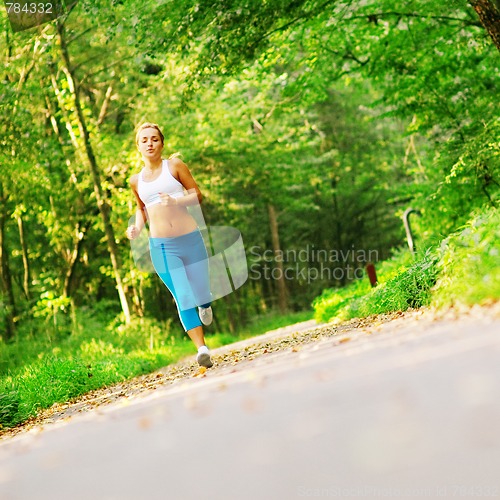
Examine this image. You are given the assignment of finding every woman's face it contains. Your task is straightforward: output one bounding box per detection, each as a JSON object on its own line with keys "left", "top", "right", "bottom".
{"left": 137, "top": 128, "right": 164, "bottom": 160}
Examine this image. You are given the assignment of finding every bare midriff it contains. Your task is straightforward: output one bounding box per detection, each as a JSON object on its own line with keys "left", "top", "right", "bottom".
{"left": 147, "top": 203, "right": 198, "bottom": 238}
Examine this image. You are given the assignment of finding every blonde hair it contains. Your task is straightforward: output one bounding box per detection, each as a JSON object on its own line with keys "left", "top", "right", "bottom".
{"left": 135, "top": 122, "right": 164, "bottom": 145}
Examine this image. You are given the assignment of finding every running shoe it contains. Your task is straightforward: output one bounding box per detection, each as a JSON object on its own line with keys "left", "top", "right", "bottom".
{"left": 198, "top": 306, "right": 213, "bottom": 326}
{"left": 196, "top": 350, "right": 214, "bottom": 368}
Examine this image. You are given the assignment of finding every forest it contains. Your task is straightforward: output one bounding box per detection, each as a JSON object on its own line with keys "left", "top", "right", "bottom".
{"left": 0, "top": 0, "right": 499, "bottom": 427}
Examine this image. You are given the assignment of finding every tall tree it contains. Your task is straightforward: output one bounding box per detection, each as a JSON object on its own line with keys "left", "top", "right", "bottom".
{"left": 52, "top": 19, "right": 131, "bottom": 322}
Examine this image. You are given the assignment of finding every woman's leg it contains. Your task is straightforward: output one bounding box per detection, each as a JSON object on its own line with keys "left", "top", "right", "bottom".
{"left": 150, "top": 237, "right": 213, "bottom": 367}
{"left": 186, "top": 325, "right": 207, "bottom": 349}
{"left": 150, "top": 241, "right": 202, "bottom": 331}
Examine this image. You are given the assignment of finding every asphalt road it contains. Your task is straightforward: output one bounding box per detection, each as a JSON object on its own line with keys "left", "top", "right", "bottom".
{"left": 1, "top": 309, "right": 499, "bottom": 500}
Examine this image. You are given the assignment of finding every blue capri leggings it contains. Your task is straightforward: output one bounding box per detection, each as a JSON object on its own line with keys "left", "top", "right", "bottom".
{"left": 149, "top": 229, "right": 212, "bottom": 331}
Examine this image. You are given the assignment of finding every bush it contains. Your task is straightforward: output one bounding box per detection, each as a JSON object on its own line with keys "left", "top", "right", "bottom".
{"left": 432, "top": 207, "right": 500, "bottom": 308}
{"left": 345, "top": 252, "right": 439, "bottom": 319}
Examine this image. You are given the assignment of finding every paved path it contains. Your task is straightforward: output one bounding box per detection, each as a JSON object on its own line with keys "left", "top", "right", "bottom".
{"left": 1, "top": 308, "right": 499, "bottom": 500}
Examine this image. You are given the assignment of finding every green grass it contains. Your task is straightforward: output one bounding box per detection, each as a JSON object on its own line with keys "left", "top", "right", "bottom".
{"left": 0, "top": 307, "right": 313, "bottom": 429}
{"left": 0, "top": 315, "right": 191, "bottom": 428}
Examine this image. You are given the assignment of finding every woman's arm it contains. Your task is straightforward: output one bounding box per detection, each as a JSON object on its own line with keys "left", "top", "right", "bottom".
{"left": 160, "top": 190, "right": 200, "bottom": 207}
{"left": 126, "top": 175, "right": 147, "bottom": 239}
{"left": 163, "top": 157, "right": 203, "bottom": 207}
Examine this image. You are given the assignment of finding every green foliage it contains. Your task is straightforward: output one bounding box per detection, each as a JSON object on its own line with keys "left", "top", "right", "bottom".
{"left": 313, "top": 207, "right": 499, "bottom": 322}
{"left": 2, "top": 0, "right": 499, "bottom": 336}
{"left": 432, "top": 207, "right": 500, "bottom": 307}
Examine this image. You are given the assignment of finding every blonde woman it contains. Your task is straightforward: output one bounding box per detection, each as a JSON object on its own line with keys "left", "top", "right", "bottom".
{"left": 126, "top": 123, "right": 214, "bottom": 368}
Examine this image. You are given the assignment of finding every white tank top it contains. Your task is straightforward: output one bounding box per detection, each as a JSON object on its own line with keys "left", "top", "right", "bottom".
{"left": 137, "top": 159, "right": 184, "bottom": 208}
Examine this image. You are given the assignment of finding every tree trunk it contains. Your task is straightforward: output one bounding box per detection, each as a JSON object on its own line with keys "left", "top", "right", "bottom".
{"left": 55, "top": 20, "right": 131, "bottom": 323}
{"left": 129, "top": 263, "right": 145, "bottom": 317}
{"left": 63, "top": 222, "right": 88, "bottom": 298}
{"left": 16, "top": 212, "right": 30, "bottom": 300}
{"left": 0, "top": 183, "right": 17, "bottom": 339}
{"left": 267, "top": 203, "right": 288, "bottom": 313}
{"left": 45, "top": 94, "right": 92, "bottom": 300}
{"left": 468, "top": 0, "right": 500, "bottom": 52}
{"left": 97, "top": 85, "right": 113, "bottom": 127}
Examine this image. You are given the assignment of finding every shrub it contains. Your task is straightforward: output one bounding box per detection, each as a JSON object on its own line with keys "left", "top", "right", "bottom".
{"left": 313, "top": 247, "right": 415, "bottom": 322}
{"left": 345, "top": 251, "right": 439, "bottom": 319}
{"left": 432, "top": 207, "right": 500, "bottom": 307}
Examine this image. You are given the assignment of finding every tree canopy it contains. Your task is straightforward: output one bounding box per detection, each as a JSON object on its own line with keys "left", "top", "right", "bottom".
{"left": 0, "top": 0, "right": 498, "bottom": 338}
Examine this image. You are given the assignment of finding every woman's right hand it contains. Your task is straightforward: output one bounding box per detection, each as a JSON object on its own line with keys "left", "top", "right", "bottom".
{"left": 126, "top": 225, "right": 140, "bottom": 240}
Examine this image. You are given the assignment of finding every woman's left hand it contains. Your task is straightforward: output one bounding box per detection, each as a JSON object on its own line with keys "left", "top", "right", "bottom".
{"left": 159, "top": 193, "right": 178, "bottom": 206}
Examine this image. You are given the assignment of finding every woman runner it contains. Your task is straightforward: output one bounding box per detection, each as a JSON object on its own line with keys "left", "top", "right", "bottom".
{"left": 126, "top": 122, "right": 214, "bottom": 368}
